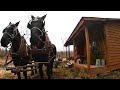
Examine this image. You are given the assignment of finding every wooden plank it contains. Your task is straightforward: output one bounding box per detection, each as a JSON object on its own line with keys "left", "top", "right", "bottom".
{"left": 108, "top": 46, "right": 120, "bottom": 49}
{"left": 89, "top": 66, "right": 107, "bottom": 74}
{"left": 109, "top": 56, "right": 120, "bottom": 59}
{"left": 108, "top": 61, "right": 120, "bottom": 66}
{"left": 109, "top": 61, "right": 120, "bottom": 65}
{"left": 34, "top": 62, "right": 50, "bottom": 64}
{"left": 107, "top": 36, "right": 120, "bottom": 41}
{"left": 107, "top": 30, "right": 120, "bottom": 35}
{"left": 107, "top": 29, "right": 120, "bottom": 33}
{"left": 107, "top": 41, "right": 120, "bottom": 46}
{"left": 11, "top": 68, "right": 38, "bottom": 73}
{"left": 106, "top": 23, "right": 120, "bottom": 26}
{"left": 109, "top": 50, "right": 120, "bottom": 53}
{"left": 107, "top": 26, "right": 120, "bottom": 30}
{"left": 109, "top": 58, "right": 120, "bottom": 62}
{"left": 85, "top": 27, "right": 90, "bottom": 71}
{"left": 108, "top": 45, "right": 120, "bottom": 48}
{"left": 6, "top": 64, "right": 38, "bottom": 70}
{"left": 107, "top": 27, "right": 120, "bottom": 32}
{"left": 108, "top": 31, "right": 120, "bottom": 37}
{"left": 106, "top": 63, "right": 120, "bottom": 71}
{"left": 6, "top": 62, "right": 49, "bottom": 71}
{"left": 109, "top": 54, "right": 120, "bottom": 57}
{"left": 108, "top": 49, "right": 120, "bottom": 52}
{"left": 109, "top": 56, "right": 120, "bottom": 58}
{"left": 109, "top": 52, "right": 120, "bottom": 55}
{"left": 107, "top": 34, "right": 120, "bottom": 40}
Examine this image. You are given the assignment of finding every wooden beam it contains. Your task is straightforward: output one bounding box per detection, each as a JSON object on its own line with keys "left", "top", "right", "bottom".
{"left": 68, "top": 46, "right": 70, "bottom": 58}
{"left": 66, "top": 46, "right": 67, "bottom": 58}
{"left": 64, "top": 19, "right": 85, "bottom": 46}
{"left": 104, "top": 24, "right": 109, "bottom": 65}
{"left": 73, "top": 40, "right": 76, "bottom": 62}
{"left": 85, "top": 27, "right": 90, "bottom": 71}
{"left": 11, "top": 68, "right": 38, "bottom": 73}
{"left": 6, "top": 62, "right": 49, "bottom": 71}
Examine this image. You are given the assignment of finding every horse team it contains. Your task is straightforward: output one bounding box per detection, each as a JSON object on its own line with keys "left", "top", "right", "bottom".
{"left": 0, "top": 14, "right": 57, "bottom": 79}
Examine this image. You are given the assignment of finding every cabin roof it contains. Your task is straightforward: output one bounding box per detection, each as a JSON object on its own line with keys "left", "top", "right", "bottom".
{"left": 64, "top": 17, "right": 120, "bottom": 47}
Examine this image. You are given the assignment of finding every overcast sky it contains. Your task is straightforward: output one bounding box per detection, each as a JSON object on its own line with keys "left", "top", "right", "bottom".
{"left": 0, "top": 11, "right": 120, "bottom": 51}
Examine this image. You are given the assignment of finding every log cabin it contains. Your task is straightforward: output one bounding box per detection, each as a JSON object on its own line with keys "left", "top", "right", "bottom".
{"left": 64, "top": 17, "right": 120, "bottom": 74}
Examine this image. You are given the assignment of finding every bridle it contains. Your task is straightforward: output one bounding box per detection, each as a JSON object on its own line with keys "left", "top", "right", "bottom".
{"left": 29, "top": 18, "right": 46, "bottom": 44}
{"left": 3, "top": 24, "right": 19, "bottom": 42}
{"left": 29, "top": 19, "right": 51, "bottom": 53}
{"left": 3, "top": 24, "right": 28, "bottom": 56}
{"left": 31, "top": 27, "right": 46, "bottom": 44}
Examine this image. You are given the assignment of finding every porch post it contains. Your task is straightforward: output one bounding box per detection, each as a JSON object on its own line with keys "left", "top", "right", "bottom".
{"left": 68, "top": 45, "right": 70, "bottom": 59}
{"left": 66, "top": 46, "right": 67, "bottom": 59}
{"left": 85, "top": 27, "right": 90, "bottom": 71}
{"left": 73, "top": 40, "right": 76, "bottom": 63}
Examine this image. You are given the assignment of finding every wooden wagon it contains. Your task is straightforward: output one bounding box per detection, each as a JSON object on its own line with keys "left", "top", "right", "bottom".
{"left": 64, "top": 17, "right": 120, "bottom": 74}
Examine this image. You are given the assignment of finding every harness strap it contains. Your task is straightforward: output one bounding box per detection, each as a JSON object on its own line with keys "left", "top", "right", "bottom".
{"left": 10, "top": 35, "right": 28, "bottom": 57}
{"left": 17, "top": 36, "right": 28, "bottom": 56}
{"left": 32, "top": 33, "right": 51, "bottom": 55}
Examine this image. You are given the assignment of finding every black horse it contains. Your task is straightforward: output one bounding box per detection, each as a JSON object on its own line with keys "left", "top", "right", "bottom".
{"left": 27, "top": 14, "right": 57, "bottom": 79}
{"left": 1, "top": 21, "right": 34, "bottom": 79}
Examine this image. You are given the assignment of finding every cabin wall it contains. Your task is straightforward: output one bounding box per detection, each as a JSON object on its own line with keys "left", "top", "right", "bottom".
{"left": 104, "top": 22, "right": 120, "bottom": 65}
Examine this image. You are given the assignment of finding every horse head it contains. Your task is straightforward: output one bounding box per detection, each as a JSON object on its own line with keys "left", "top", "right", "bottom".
{"left": 27, "top": 14, "right": 47, "bottom": 49}
{"left": 1, "top": 21, "right": 20, "bottom": 47}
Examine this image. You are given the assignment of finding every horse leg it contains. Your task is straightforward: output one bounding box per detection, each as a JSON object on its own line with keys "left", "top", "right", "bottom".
{"left": 38, "top": 64, "right": 43, "bottom": 79}
{"left": 34, "top": 66, "right": 37, "bottom": 74}
{"left": 23, "top": 67, "right": 28, "bottom": 79}
{"left": 17, "top": 72, "right": 21, "bottom": 79}
{"left": 50, "top": 59, "right": 54, "bottom": 75}
{"left": 31, "top": 66, "right": 37, "bottom": 75}
{"left": 31, "top": 66, "right": 34, "bottom": 75}
{"left": 46, "top": 63, "right": 51, "bottom": 79}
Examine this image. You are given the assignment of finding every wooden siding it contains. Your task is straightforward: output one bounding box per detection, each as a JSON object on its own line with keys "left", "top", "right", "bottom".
{"left": 105, "top": 22, "right": 120, "bottom": 65}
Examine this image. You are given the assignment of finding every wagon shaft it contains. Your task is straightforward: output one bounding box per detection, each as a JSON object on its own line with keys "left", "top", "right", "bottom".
{"left": 11, "top": 68, "right": 38, "bottom": 73}
{"left": 5, "top": 61, "right": 50, "bottom": 74}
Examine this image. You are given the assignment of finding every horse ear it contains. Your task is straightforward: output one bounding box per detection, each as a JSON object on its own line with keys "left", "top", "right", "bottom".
{"left": 2, "top": 29, "right": 5, "bottom": 33}
{"left": 41, "top": 14, "right": 47, "bottom": 20}
{"left": 15, "top": 21, "right": 20, "bottom": 27}
{"left": 9, "top": 22, "right": 11, "bottom": 25}
{"left": 31, "top": 15, "right": 35, "bottom": 20}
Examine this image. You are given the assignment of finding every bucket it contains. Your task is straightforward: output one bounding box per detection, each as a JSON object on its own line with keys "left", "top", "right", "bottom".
{"left": 101, "top": 59, "right": 105, "bottom": 66}
{"left": 96, "top": 59, "right": 101, "bottom": 66}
